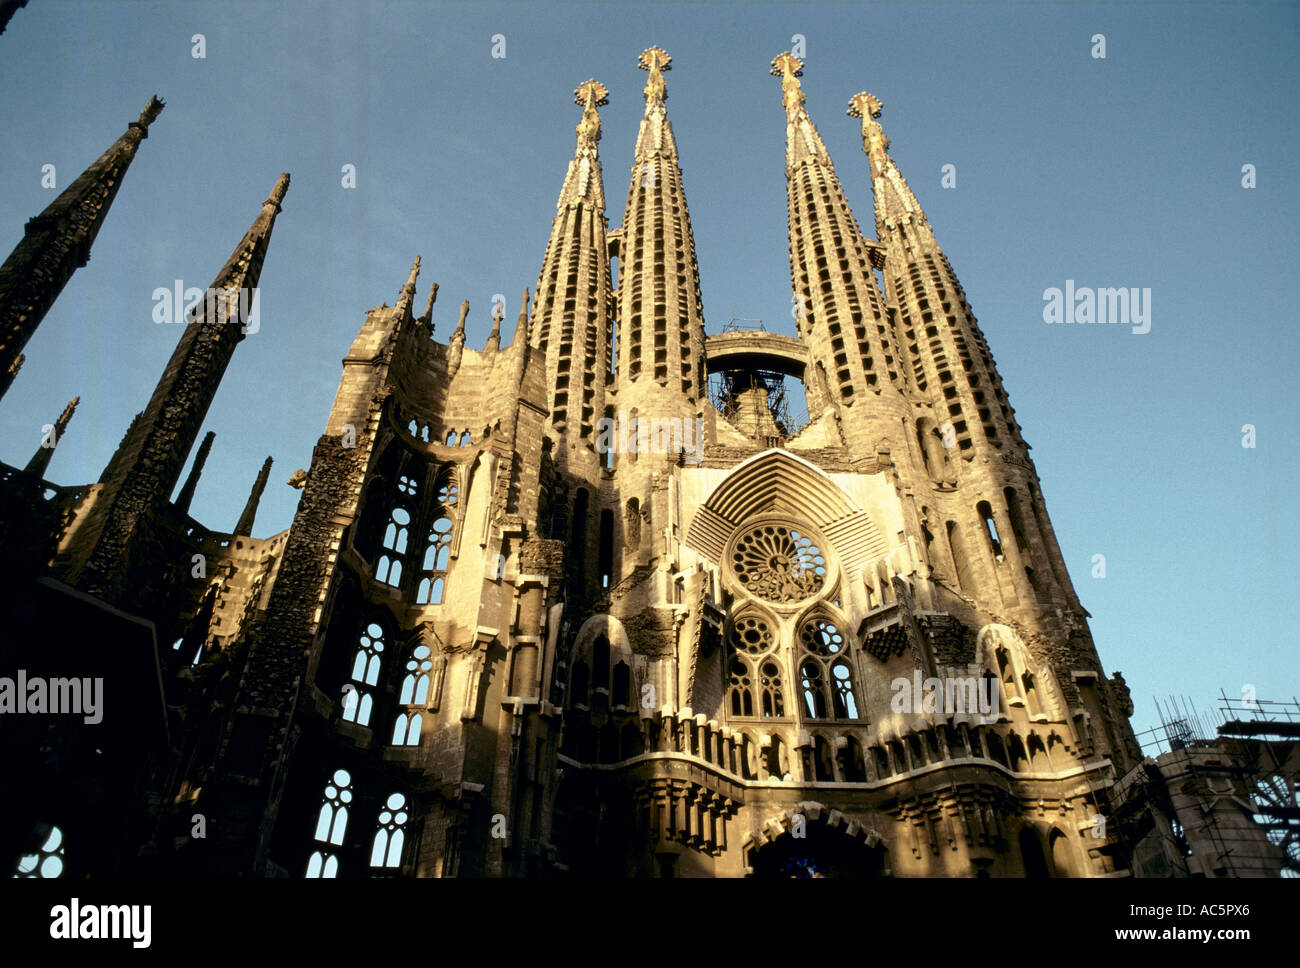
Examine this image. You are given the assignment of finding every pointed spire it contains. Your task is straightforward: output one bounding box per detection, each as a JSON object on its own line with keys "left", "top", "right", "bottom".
{"left": 418, "top": 282, "right": 439, "bottom": 328}
{"left": 233, "top": 456, "right": 273, "bottom": 537}
{"left": 174, "top": 430, "right": 215, "bottom": 515}
{"left": 555, "top": 79, "right": 609, "bottom": 211}
{"left": 484, "top": 299, "right": 503, "bottom": 353}
{"left": 23, "top": 395, "right": 78, "bottom": 478}
{"left": 848, "top": 93, "right": 927, "bottom": 239}
{"left": 63, "top": 173, "right": 290, "bottom": 601}
{"left": 513, "top": 288, "right": 531, "bottom": 346}
{"left": 447, "top": 299, "right": 469, "bottom": 377}
{"left": 0, "top": 96, "right": 164, "bottom": 401}
{"left": 770, "top": 55, "right": 908, "bottom": 429}
{"left": 632, "top": 46, "right": 678, "bottom": 163}
{"left": 396, "top": 256, "right": 421, "bottom": 317}
{"left": 770, "top": 52, "right": 833, "bottom": 171}
{"left": 618, "top": 47, "right": 707, "bottom": 407}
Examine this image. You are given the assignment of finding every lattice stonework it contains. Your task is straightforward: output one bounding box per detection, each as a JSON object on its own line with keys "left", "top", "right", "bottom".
{"left": 730, "top": 524, "right": 827, "bottom": 604}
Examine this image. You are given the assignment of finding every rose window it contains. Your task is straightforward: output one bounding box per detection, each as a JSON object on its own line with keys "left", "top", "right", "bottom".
{"left": 731, "top": 525, "right": 827, "bottom": 604}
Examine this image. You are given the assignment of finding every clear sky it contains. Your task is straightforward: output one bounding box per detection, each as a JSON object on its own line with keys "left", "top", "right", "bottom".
{"left": 0, "top": 1, "right": 1295, "bottom": 739}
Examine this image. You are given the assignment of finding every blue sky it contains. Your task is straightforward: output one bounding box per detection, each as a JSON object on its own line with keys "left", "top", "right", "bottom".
{"left": 0, "top": 1, "right": 1296, "bottom": 738}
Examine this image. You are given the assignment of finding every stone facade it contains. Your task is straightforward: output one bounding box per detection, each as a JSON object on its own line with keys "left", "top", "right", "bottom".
{"left": 2, "top": 49, "right": 1158, "bottom": 879}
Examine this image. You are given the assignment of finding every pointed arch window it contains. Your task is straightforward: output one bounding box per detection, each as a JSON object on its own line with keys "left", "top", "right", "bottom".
{"left": 342, "top": 622, "right": 386, "bottom": 727}
{"left": 797, "top": 616, "right": 859, "bottom": 721}
{"left": 370, "top": 793, "right": 409, "bottom": 870}
{"left": 377, "top": 506, "right": 411, "bottom": 587}
{"left": 416, "top": 476, "right": 458, "bottom": 605}
{"left": 306, "top": 769, "right": 352, "bottom": 878}
{"left": 726, "top": 612, "right": 783, "bottom": 720}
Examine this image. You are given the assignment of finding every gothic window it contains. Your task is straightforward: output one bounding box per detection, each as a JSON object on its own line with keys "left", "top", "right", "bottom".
{"left": 306, "top": 770, "right": 352, "bottom": 878}
{"left": 390, "top": 712, "right": 422, "bottom": 746}
{"left": 726, "top": 612, "right": 783, "bottom": 720}
{"left": 377, "top": 506, "right": 411, "bottom": 586}
{"left": 390, "top": 642, "right": 432, "bottom": 747}
{"left": 369, "top": 793, "right": 409, "bottom": 870}
{"left": 13, "top": 824, "right": 64, "bottom": 878}
{"left": 396, "top": 473, "right": 419, "bottom": 497}
{"left": 796, "top": 616, "right": 858, "bottom": 721}
{"left": 612, "top": 661, "right": 631, "bottom": 708}
{"left": 571, "top": 660, "right": 590, "bottom": 706}
{"left": 342, "top": 622, "right": 386, "bottom": 727}
{"left": 732, "top": 525, "right": 826, "bottom": 604}
{"left": 459, "top": 431, "right": 471, "bottom": 446}
{"left": 416, "top": 478, "right": 458, "bottom": 605}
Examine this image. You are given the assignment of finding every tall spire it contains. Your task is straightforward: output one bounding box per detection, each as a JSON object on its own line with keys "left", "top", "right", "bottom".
{"left": 848, "top": 94, "right": 1027, "bottom": 461}
{"left": 174, "top": 430, "right": 215, "bottom": 515}
{"left": 847, "top": 93, "right": 927, "bottom": 242}
{"left": 0, "top": 96, "right": 164, "bottom": 402}
{"left": 396, "top": 255, "right": 421, "bottom": 318}
{"left": 529, "top": 80, "right": 614, "bottom": 448}
{"left": 60, "top": 173, "right": 290, "bottom": 602}
{"left": 23, "top": 395, "right": 78, "bottom": 478}
{"left": 233, "top": 456, "right": 273, "bottom": 537}
{"left": 769, "top": 54, "right": 906, "bottom": 441}
{"left": 616, "top": 47, "right": 708, "bottom": 411}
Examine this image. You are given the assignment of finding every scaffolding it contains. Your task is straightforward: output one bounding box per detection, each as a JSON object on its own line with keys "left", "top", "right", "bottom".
{"left": 1118, "top": 694, "right": 1298, "bottom": 877}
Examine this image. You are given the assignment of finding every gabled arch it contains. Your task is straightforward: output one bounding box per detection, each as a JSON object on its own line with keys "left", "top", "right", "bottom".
{"left": 684, "top": 449, "right": 885, "bottom": 577}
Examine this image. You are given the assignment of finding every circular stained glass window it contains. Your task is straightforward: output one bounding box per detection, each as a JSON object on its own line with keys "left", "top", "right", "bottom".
{"left": 731, "top": 525, "right": 827, "bottom": 604}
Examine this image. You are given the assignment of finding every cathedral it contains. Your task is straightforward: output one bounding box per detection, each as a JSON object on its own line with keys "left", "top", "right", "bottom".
{"left": 0, "top": 47, "right": 1149, "bottom": 878}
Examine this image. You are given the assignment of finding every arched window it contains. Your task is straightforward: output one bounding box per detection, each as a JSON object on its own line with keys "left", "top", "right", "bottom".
{"left": 398, "top": 644, "right": 433, "bottom": 706}
{"left": 306, "top": 769, "right": 352, "bottom": 878}
{"left": 459, "top": 431, "right": 471, "bottom": 446}
{"left": 445, "top": 430, "right": 458, "bottom": 446}
{"left": 390, "top": 712, "right": 422, "bottom": 746}
{"left": 796, "top": 616, "right": 858, "bottom": 721}
{"left": 725, "top": 613, "right": 780, "bottom": 720}
{"left": 377, "top": 506, "right": 410, "bottom": 587}
{"left": 416, "top": 477, "right": 458, "bottom": 605}
{"left": 342, "top": 622, "right": 386, "bottom": 727}
{"left": 13, "top": 824, "right": 64, "bottom": 878}
{"left": 370, "top": 793, "right": 409, "bottom": 869}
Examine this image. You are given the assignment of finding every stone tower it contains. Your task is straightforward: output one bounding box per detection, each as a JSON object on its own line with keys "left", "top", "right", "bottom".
{"left": 2, "top": 52, "right": 1144, "bottom": 880}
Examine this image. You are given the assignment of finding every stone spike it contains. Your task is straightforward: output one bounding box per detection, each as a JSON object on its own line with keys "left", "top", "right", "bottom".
{"left": 418, "top": 282, "right": 439, "bottom": 328}
{"left": 0, "top": 96, "right": 164, "bottom": 402}
{"left": 23, "top": 395, "right": 79, "bottom": 478}
{"left": 173, "top": 430, "right": 216, "bottom": 515}
{"left": 233, "top": 456, "right": 273, "bottom": 537}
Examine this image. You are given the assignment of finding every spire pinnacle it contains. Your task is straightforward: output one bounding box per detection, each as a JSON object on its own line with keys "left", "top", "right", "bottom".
{"left": 847, "top": 92, "right": 927, "bottom": 235}
{"left": 485, "top": 299, "right": 503, "bottom": 353}
{"left": 419, "top": 282, "right": 439, "bottom": 327}
{"left": 233, "top": 456, "right": 273, "bottom": 537}
{"left": 396, "top": 256, "right": 421, "bottom": 316}
{"left": 639, "top": 46, "right": 671, "bottom": 104}
{"left": 515, "top": 288, "right": 530, "bottom": 344}
{"left": 265, "top": 172, "right": 290, "bottom": 210}
{"left": 131, "top": 95, "right": 165, "bottom": 134}
{"left": 574, "top": 79, "right": 609, "bottom": 147}
{"left": 453, "top": 299, "right": 469, "bottom": 340}
{"left": 174, "top": 430, "right": 215, "bottom": 515}
{"left": 770, "top": 52, "right": 806, "bottom": 113}
{"left": 24, "top": 395, "right": 78, "bottom": 478}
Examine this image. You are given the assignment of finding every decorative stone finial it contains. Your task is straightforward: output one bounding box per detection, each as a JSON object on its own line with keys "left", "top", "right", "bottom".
{"left": 574, "top": 79, "right": 609, "bottom": 146}
{"left": 639, "top": 46, "right": 671, "bottom": 103}
{"left": 770, "top": 52, "right": 805, "bottom": 111}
